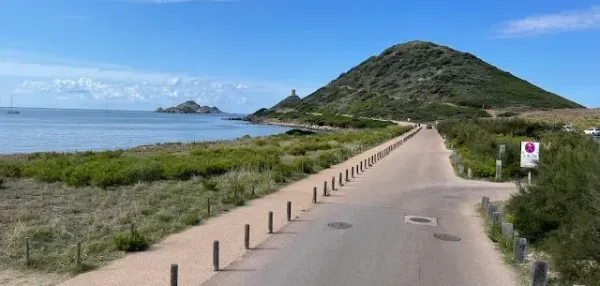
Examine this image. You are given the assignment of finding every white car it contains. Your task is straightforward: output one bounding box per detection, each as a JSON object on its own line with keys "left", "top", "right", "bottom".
{"left": 583, "top": 127, "right": 600, "bottom": 135}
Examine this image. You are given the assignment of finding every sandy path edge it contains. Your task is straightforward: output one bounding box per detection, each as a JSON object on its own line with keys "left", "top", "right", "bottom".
{"left": 58, "top": 127, "right": 421, "bottom": 286}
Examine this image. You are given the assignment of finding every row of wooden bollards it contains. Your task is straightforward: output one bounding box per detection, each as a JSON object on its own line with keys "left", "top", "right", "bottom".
{"left": 168, "top": 127, "right": 423, "bottom": 285}
{"left": 481, "top": 196, "right": 552, "bottom": 286}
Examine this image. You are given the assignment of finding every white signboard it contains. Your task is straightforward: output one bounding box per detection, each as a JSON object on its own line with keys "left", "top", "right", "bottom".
{"left": 520, "top": 141, "right": 540, "bottom": 168}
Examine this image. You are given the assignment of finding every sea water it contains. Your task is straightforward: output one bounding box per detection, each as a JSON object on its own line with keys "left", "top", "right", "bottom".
{"left": 0, "top": 108, "right": 291, "bottom": 154}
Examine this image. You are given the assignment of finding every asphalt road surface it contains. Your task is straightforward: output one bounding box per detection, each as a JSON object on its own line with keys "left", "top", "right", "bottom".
{"left": 202, "top": 129, "right": 518, "bottom": 286}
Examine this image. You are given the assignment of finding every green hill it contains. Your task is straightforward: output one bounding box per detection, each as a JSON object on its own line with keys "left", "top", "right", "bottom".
{"left": 257, "top": 40, "right": 584, "bottom": 121}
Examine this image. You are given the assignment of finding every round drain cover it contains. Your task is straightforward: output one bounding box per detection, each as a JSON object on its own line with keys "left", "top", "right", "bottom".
{"left": 434, "top": 233, "right": 461, "bottom": 242}
{"left": 328, "top": 222, "right": 353, "bottom": 229}
{"left": 410, "top": 217, "right": 432, "bottom": 223}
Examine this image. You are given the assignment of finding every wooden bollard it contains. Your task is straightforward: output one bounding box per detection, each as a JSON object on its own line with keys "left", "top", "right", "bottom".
{"left": 532, "top": 260, "right": 548, "bottom": 286}
{"left": 244, "top": 224, "right": 250, "bottom": 249}
{"left": 345, "top": 169, "right": 349, "bottom": 182}
{"left": 492, "top": 211, "right": 502, "bottom": 225}
{"left": 487, "top": 204, "right": 497, "bottom": 219}
{"left": 75, "top": 242, "right": 82, "bottom": 269}
{"left": 312, "top": 187, "right": 317, "bottom": 203}
{"left": 268, "top": 211, "right": 273, "bottom": 234}
{"left": 351, "top": 166, "right": 354, "bottom": 177}
{"left": 287, "top": 201, "right": 292, "bottom": 221}
{"left": 501, "top": 223, "right": 514, "bottom": 240}
{"left": 356, "top": 164, "right": 359, "bottom": 173}
{"left": 207, "top": 197, "right": 211, "bottom": 216}
{"left": 171, "top": 264, "right": 178, "bottom": 285}
{"left": 213, "top": 240, "right": 220, "bottom": 271}
{"left": 332, "top": 176, "right": 335, "bottom": 191}
{"left": 323, "top": 181, "right": 328, "bottom": 196}
{"left": 360, "top": 161, "right": 363, "bottom": 172}
{"left": 481, "top": 196, "right": 490, "bottom": 210}
{"left": 25, "top": 237, "right": 30, "bottom": 266}
{"left": 514, "top": 237, "right": 527, "bottom": 263}
{"left": 339, "top": 172, "right": 342, "bottom": 187}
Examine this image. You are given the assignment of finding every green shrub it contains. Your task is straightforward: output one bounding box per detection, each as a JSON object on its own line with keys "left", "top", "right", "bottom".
{"left": 0, "top": 162, "right": 21, "bottom": 177}
{"left": 200, "top": 178, "right": 219, "bottom": 192}
{"left": 112, "top": 231, "right": 149, "bottom": 252}
{"left": 290, "top": 156, "right": 316, "bottom": 174}
{"left": 315, "top": 149, "right": 342, "bottom": 168}
{"left": 285, "top": 129, "right": 316, "bottom": 136}
{"left": 504, "top": 132, "right": 600, "bottom": 285}
{"left": 270, "top": 164, "right": 298, "bottom": 183}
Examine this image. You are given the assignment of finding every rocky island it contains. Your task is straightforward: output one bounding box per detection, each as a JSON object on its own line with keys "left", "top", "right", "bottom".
{"left": 155, "top": 100, "right": 223, "bottom": 114}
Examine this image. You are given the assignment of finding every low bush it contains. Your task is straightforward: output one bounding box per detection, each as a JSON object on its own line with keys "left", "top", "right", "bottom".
{"left": 112, "top": 229, "right": 150, "bottom": 252}
{"left": 285, "top": 129, "right": 316, "bottom": 136}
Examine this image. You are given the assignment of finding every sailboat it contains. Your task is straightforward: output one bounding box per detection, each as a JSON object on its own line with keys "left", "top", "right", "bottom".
{"left": 7, "top": 94, "right": 19, "bottom": 114}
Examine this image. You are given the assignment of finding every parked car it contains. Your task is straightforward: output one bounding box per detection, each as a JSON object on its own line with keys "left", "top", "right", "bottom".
{"left": 426, "top": 125, "right": 433, "bottom": 129}
{"left": 583, "top": 127, "right": 600, "bottom": 135}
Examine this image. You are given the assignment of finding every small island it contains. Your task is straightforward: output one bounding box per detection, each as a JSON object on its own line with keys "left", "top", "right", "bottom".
{"left": 155, "top": 100, "right": 223, "bottom": 114}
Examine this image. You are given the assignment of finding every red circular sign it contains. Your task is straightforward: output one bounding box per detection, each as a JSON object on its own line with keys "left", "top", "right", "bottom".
{"left": 525, "top": 142, "right": 536, "bottom": 153}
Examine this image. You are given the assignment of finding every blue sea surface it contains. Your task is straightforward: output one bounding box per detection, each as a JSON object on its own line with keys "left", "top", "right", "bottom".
{"left": 0, "top": 108, "right": 291, "bottom": 154}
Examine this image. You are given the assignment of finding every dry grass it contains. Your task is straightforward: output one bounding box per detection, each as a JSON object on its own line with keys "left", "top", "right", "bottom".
{"left": 0, "top": 170, "right": 285, "bottom": 278}
{"left": 0, "top": 126, "right": 409, "bottom": 283}
{"left": 518, "top": 108, "right": 600, "bottom": 131}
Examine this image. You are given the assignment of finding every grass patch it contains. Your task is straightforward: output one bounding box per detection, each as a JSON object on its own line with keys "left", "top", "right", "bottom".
{"left": 0, "top": 125, "right": 411, "bottom": 276}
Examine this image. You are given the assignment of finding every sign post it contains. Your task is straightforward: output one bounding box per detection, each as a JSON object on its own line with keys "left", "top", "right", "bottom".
{"left": 495, "top": 160, "right": 502, "bottom": 180}
{"left": 499, "top": 144, "right": 506, "bottom": 159}
{"left": 521, "top": 141, "right": 540, "bottom": 185}
{"left": 520, "top": 141, "right": 540, "bottom": 168}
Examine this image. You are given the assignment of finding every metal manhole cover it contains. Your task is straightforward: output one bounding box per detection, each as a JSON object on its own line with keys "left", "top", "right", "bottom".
{"left": 409, "top": 217, "right": 432, "bottom": 223}
{"left": 404, "top": 215, "right": 438, "bottom": 227}
{"left": 434, "top": 233, "right": 461, "bottom": 242}
{"left": 328, "top": 222, "right": 353, "bottom": 229}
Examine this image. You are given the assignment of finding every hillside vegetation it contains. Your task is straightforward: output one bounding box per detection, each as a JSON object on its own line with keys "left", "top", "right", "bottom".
{"left": 246, "top": 109, "right": 395, "bottom": 129}
{"left": 438, "top": 119, "right": 600, "bottom": 285}
{"left": 257, "top": 40, "right": 583, "bottom": 122}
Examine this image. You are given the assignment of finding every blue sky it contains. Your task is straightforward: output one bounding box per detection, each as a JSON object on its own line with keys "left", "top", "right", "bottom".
{"left": 1, "top": 0, "right": 599, "bottom": 113}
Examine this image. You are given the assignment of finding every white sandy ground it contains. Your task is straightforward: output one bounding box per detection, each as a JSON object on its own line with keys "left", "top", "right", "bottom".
{"left": 53, "top": 127, "right": 421, "bottom": 286}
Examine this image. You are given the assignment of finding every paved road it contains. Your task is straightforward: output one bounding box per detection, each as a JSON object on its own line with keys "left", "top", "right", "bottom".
{"left": 202, "top": 129, "right": 518, "bottom": 286}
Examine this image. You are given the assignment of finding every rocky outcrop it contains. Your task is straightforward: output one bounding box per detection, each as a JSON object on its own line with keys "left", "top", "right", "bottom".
{"left": 155, "top": 101, "right": 223, "bottom": 114}
{"left": 271, "top": 90, "right": 301, "bottom": 111}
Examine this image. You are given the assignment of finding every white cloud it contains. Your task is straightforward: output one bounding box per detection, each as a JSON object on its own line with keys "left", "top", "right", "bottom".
{"left": 495, "top": 6, "right": 600, "bottom": 37}
{"left": 13, "top": 76, "right": 250, "bottom": 105}
{"left": 0, "top": 60, "right": 173, "bottom": 83}
{"left": 0, "top": 51, "right": 317, "bottom": 112}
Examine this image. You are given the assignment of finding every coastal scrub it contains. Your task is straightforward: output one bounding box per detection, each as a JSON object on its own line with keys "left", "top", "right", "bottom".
{"left": 0, "top": 125, "right": 410, "bottom": 275}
